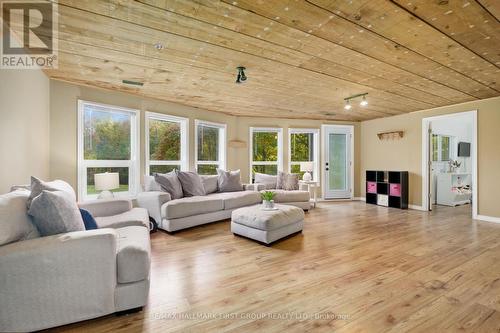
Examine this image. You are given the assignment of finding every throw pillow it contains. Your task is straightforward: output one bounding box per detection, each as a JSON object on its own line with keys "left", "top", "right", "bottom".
{"left": 277, "top": 172, "right": 299, "bottom": 190}
{"left": 154, "top": 171, "right": 183, "bottom": 199}
{"left": 176, "top": 171, "right": 206, "bottom": 197}
{"left": 28, "top": 190, "right": 85, "bottom": 236}
{"left": 283, "top": 173, "right": 299, "bottom": 191}
{"left": 79, "top": 208, "right": 98, "bottom": 230}
{"left": 217, "top": 169, "right": 243, "bottom": 192}
{"left": 254, "top": 172, "right": 277, "bottom": 189}
{"left": 0, "top": 189, "right": 40, "bottom": 246}
{"left": 200, "top": 175, "right": 218, "bottom": 194}
{"left": 27, "top": 176, "right": 76, "bottom": 209}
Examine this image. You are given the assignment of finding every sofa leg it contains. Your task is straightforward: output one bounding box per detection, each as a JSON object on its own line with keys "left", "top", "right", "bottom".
{"left": 115, "top": 307, "right": 143, "bottom": 316}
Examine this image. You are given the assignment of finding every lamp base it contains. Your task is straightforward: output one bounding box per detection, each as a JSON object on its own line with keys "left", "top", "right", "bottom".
{"left": 302, "top": 172, "right": 312, "bottom": 182}
{"left": 98, "top": 190, "right": 115, "bottom": 199}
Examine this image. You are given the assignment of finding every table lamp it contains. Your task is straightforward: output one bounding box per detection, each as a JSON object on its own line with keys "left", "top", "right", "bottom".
{"left": 300, "top": 162, "right": 314, "bottom": 181}
{"left": 94, "top": 172, "right": 119, "bottom": 199}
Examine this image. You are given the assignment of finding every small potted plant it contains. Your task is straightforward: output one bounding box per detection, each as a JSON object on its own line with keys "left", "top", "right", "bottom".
{"left": 261, "top": 191, "right": 276, "bottom": 209}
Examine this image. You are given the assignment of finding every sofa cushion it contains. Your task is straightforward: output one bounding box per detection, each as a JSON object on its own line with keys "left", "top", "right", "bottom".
{"left": 162, "top": 196, "right": 223, "bottom": 219}
{"left": 209, "top": 191, "right": 261, "bottom": 210}
{"left": 232, "top": 204, "right": 304, "bottom": 231}
{"left": 28, "top": 190, "right": 85, "bottom": 236}
{"left": 144, "top": 175, "right": 162, "bottom": 192}
{"left": 254, "top": 173, "right": 277, "bottom": 189}
{"left": 276, "top": 172, "right": 299, "bottom": 190}
{"left": 94, "top": 208, "right": 149, "bottom": 229}
{"left": 263, "top": 190, "right": 310, "bottom": 203}
{"left": 176, "top": 171, "right": 206, "bottom": 197}
{"left": 27, "top": 176, "right": 76, "bottom": 208}
{"left": 0, "top": 190, "right": 39, "bottom": 246}
{"left": 154, "top": 171, "right": 183, "bottom": 199}
{"left": 201, "top": 175, "right": 218, "bottom": 194}
{"left": 217, "top": 169, "right": 243, "bottom": 192}
{"left": 116, "top": 226, "right": 151, "bottom": 283}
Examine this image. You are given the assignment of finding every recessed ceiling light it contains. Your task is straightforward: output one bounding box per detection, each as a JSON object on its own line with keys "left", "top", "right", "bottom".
{"left": 154, "top": 42, "right": 164, "bottom": 50}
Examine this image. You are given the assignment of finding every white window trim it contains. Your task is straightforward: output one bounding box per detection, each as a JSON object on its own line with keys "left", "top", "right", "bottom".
{"left": 145, "top": 111, "right": 189, "bottom": 176}
{"left": 77, "top": 100, "right": 140, "bottom": 201}
{"left": 195, "top": 119, "right": 227, "bottom": 173}
{"left": 288, "top": 128, "right": 320, "bottom": 182}
{"left": 249, "top": 127, "right": 283, "bottom": 182}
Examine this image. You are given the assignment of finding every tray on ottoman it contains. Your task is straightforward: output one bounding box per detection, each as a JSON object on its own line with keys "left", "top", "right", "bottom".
{"left": 231, "top": 204, "right": 304, "bottom": 245}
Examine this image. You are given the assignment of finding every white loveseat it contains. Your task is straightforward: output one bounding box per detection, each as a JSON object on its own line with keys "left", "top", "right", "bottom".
{"left": 137, "top": 175, "right": 310, "bottom": 232}
{"left": 0, "top": 189, "right": 151, "bottom": 332}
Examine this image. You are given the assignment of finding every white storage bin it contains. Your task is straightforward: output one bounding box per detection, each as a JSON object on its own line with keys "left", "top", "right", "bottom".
{"left": 377, "top": 194, "right": 389, "bottom": 207}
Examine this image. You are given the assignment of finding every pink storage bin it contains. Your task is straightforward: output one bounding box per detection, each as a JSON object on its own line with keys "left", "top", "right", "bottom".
{"left": 390, "top": 183, "right": 401, "bottom": 196}
{"left": 367, "top": 182, "right": 377, "bottom": 194}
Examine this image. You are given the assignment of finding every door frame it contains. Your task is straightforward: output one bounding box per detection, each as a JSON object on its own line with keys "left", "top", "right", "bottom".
{"left": 321, "top": 124, "right": 354, "bottom": 200}
{"left": 421, "top": 110, "right": 477, "bottom": 217}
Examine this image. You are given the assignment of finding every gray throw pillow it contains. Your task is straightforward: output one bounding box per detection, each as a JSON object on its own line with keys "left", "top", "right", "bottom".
{"left": 154, "top": 171, "right": 183, "bottom": 199}
{"left": 217, "top": 169, "right": 243, "bottom": 192}
{"left": 277, "top": 172, "right": 299, "bottom": 190}
{"left": 176, "top": 171, "right": 206, "bottom": 197}
{"left": 28, "top": 190, "right": 85, "bottom": 236}
{"left": 254, "top": 172, "right": 277, "bottom": 189}
{"left": 200, "top": 175, "right": 218, "bottom": 194}
{"left": 27, "top": 176, "right": 76, "bottom": 209}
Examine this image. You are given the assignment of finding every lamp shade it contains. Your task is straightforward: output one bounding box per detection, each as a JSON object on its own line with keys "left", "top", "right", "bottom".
{"left": 94, "top": 172, "right": 119, "bottom": 191}
{"left": 300, "top": 162, "right": 314, "bottom": 172}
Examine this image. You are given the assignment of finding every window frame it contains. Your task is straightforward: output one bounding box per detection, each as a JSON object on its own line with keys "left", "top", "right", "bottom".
{"left": 194, "top": 119, "right": 227, "bottom": 174}
{"left": 145, "top": 111, "right": 189, "bottom": 176}
{"left": 77, "top": 100, "right": 140, "bottom": 201}
{"left": 432, "top": 134, "right": 454, "bottom": 162}
{"left": 288, "top": 128, "right": 320, "bottom": 182}
{"left": 249, "top": 127, "right": 283, "bottom": 182}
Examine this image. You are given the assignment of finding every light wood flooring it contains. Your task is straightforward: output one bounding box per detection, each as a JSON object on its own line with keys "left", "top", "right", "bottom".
{"left": 49, "top": 202, "right": 500, "bottom": 333}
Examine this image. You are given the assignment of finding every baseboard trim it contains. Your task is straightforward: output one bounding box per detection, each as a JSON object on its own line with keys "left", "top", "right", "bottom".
{"left": 475, "top": 214, "right": 500, "bottom": 224}
{"left": 409, "top": 205, "right": 426, "bottom": 211}
{"left": 354, "top": 197, "right": 366, "bottom": 201}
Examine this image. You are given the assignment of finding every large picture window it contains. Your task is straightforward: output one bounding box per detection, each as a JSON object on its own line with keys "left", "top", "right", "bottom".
{"left": 289, "top": 128, "right": 319, "bottom": 181}
{"left": 250, "top": 127, "right": 283, "bottom": 181}
{"left": 195, "top": 120, "right": 226, "bottom": 175}
{"left": 145, "top": 112, "right": 188, "bottom": 175}
{"left": 78, "top": 100, "right": 139, "bottom": 200}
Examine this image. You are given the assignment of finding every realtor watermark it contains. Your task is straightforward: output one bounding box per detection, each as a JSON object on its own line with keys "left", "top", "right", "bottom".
{"left": 1, "top": 0, "right": 58, "bottom": 69}
{"left": 151, "top": 311, "right": 351, "bottom": 321}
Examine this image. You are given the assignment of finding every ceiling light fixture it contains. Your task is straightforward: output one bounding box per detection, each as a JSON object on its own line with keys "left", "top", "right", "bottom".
{"left": 236, "top": 66, "right": 247, "bottom": 83}
{"left": 344, "top": 99, "right": 352, "bottom": 110}
{"left": 344, "top": 93, "right": 368, "bottom": 110}
{"left": 154, "top": 42, "right": 164, "bottom": 50}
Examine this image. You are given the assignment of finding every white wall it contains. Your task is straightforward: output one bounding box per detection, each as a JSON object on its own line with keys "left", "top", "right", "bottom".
{"left": 0, "top": 69, "right": 50, "bottom": 193}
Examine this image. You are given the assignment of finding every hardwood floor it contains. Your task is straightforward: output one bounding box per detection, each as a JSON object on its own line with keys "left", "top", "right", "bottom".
{"left": 50, "top": 202, "right": 500, "bottom": 333}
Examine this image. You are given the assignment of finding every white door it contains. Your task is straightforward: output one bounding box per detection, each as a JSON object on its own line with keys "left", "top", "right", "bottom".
{"left": 323, "top": 125, "right": 352, "bottom": 199}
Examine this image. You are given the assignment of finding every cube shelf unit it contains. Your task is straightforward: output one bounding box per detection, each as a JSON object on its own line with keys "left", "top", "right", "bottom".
{"left": 366, "top": 171, "right": 408, "bottom": 209}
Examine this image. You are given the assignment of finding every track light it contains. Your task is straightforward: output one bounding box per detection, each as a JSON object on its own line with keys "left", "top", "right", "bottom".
{"left": 344, "top": 99, "right": 352, "bottom": 110}
{"left": 360, "top": 95, "right": 368, "bottom": 107}
{"left": 236, "top": 66, "right": 247, "bottom": 83}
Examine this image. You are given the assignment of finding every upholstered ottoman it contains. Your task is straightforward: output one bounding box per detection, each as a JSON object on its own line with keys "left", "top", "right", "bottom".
{"left": 231, "top": 204, "right": 304, "bottom": 245}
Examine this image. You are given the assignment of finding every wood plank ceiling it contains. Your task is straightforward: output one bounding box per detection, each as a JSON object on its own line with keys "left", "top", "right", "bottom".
{"left": 44, "top": 0, "right": 500, "bottom": 121}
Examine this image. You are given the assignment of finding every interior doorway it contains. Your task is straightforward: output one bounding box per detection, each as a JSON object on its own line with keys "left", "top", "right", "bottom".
{"left": 421, "top": 111, "right": 477, "bottom": 217}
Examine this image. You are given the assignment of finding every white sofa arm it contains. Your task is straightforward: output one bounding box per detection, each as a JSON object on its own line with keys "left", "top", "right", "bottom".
{"left": 136, "top": 191, "right": 171, "bottom": 225}
{"left": 0, "top": 229, "right": 118, "bottom": 332}
{"left": 78, "top": 198, "right": 133, "bottom": 217}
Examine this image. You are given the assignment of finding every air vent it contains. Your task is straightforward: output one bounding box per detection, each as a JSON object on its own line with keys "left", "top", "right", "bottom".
{"left": 122, "top": 80, "right": 144, "bottom": 86}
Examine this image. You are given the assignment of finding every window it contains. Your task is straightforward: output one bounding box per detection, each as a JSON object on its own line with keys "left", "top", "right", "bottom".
{"left": 145, "top": 112, "right": 189, "bottom": 175}
{"left": 78, "top": 100, "right": 139, "bottom": 200}
{"left": 250, "top": 127, "right": 283, "bottom": 181}
{"left": 432, "top": 134, "right": 452, "bottom": 162}
{"left": 288, "top": 129, "right": 319, "bottom": 181}
{"left": 195, "top": 120, "right": 226, "bottom": 175}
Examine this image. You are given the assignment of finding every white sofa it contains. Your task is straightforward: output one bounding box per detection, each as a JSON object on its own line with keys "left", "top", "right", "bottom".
{"left": 137, "top": 175, "right": 310, "bottom": 232}
{"left": 0, "top": 189, "right": 151, "bottom": 332}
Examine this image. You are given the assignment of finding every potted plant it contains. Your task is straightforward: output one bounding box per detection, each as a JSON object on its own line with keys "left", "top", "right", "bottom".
{"left": 261, "top": 191, "right": 276, "bottom": 209}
